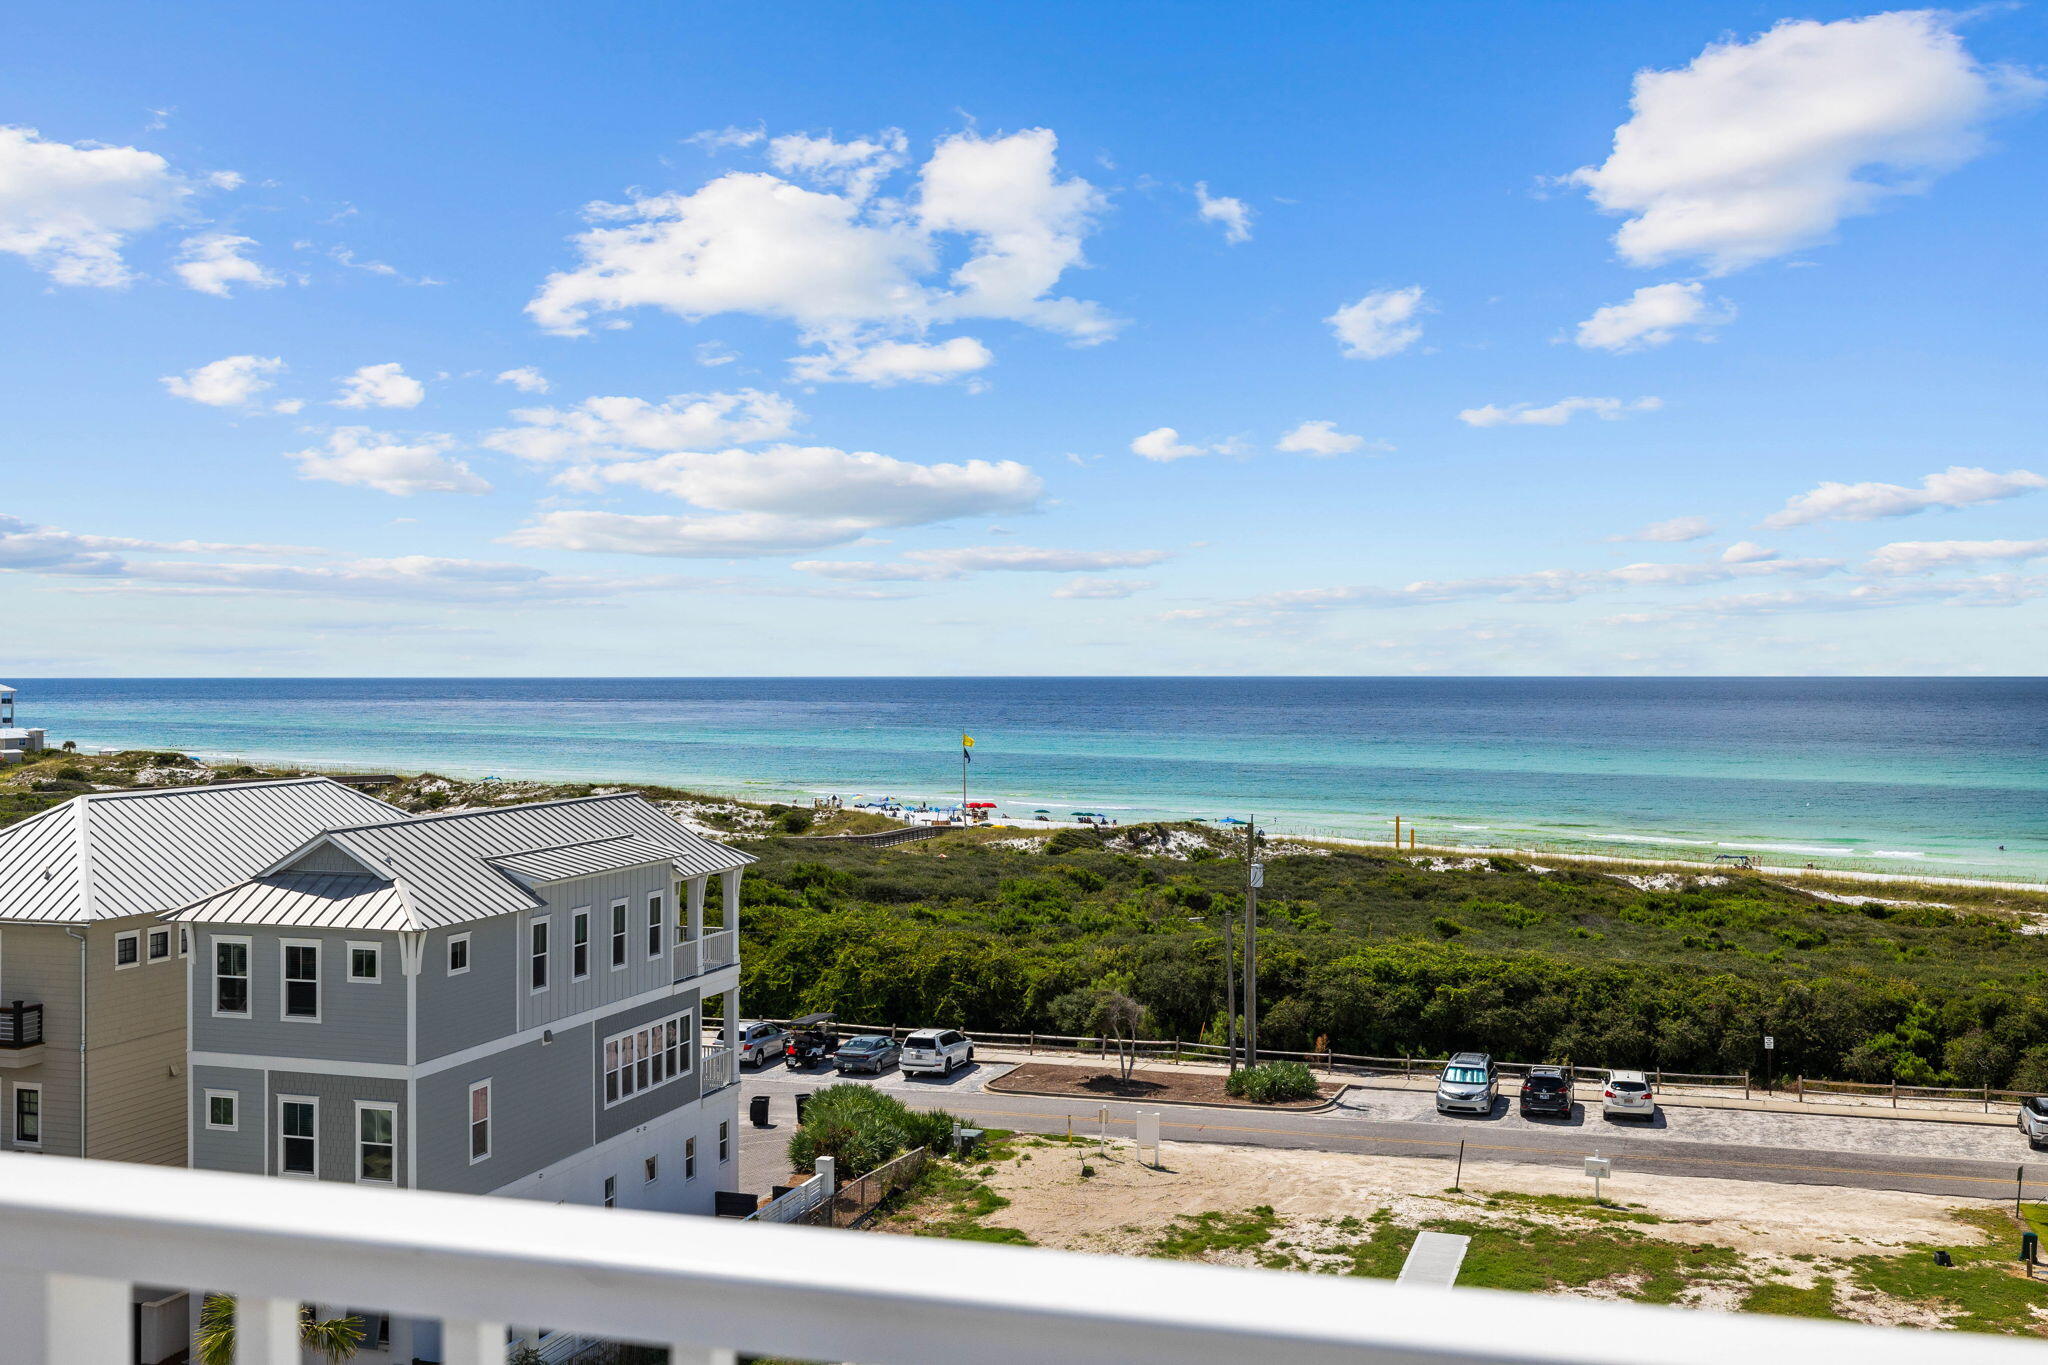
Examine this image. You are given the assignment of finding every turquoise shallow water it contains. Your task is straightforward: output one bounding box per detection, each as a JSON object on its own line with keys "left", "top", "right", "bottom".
{"left": 13, "top": 677, "right": 2047, "bottom": 881}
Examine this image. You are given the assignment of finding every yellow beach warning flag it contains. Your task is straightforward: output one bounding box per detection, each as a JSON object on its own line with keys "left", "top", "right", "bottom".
{"left": 962, "top": 734, "right": 975, "bottom": 762}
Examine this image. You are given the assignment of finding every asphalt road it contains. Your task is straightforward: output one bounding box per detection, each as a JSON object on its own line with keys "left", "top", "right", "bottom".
{"left": 736, "top": 1059, "right": 2042, "bottom": 1203}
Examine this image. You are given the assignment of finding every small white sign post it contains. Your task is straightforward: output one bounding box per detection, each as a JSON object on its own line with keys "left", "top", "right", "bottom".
{"left": 1135, "top": 1110, "right": 1162, "bottom": 1167}
{"left": 1585, "top": 1153, "right": 1612, "bottom": 1204}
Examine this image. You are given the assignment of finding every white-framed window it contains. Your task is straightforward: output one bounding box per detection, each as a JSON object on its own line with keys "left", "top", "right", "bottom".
{"left": 355, "top": 1101, "right": 397, "bottom": 1185}
{"left": 645, "top": 894, "right": 663, "bottom": 960}
{"left": 114, "top": 930, "right": 141, "bottom": 970}
{"left": 571, "top": 909, "right": 591, "bottom": 981}
{"left": 204, "top": 1089, "right": 239, "bottom": 1131}
{"left": 467, "top": 1079, "right": 491, "bottom": 1164}
{"left": 346, "top": 941, "right": 381, "bottom": 983}
{"left": 147, "top": 928, "right": 171, "bottom": 961}
{"left": 600, "top": 1009, "right": 693, "bottom": 1107}
{"left": 643, "top": 1155, "right": 658, "bottom": 1183}
{"left": 277, "top": 1096, "right": 318, "bottom": 1177}
{"left": 684, "top": 1135, "right": 697, "bottom": 1180}
{"left": 280, "top": 939, "right": 320, "bottom": 1021}
{"left": 178, "top": 927, "right": 189, "bottom": 958}
{"left": 446, "top": 932, "right": 470, "bottom": 976}
{"left": 12, "top": 1083, "right": 42, "bottom": 1147}
{"left": 609, "top": 901, "right": 628, "bottom": 969}
{"left": 529, "top": 917, "right": 550, "bottom": 993}
{"left": 719, "top": 1120, "right": 730, "bottom": 1163}
{"left": 212, "top": 936, "right": 251, "bottom": 1017}
{"left": 602, "top": 1175, "right": 616, "bottom": 1208}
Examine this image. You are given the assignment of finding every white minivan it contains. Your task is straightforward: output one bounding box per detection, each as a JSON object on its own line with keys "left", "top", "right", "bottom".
{"left": 901, "top": 1028, "right": 975, "bottom": 1076}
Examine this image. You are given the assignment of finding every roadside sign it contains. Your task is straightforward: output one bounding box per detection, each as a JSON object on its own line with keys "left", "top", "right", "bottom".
{"left": 1764, "top": 1036, "right": 1775, "bottom": 1050}
{"left": 1585, "top": 1153, "right": 1612, "bottom": 1201}
{"left": 1250, "top": 862, "right": 1265, "bottom": 888}
{"left": 1135, "top": 1110, "right": 1161, "bottom": 1166}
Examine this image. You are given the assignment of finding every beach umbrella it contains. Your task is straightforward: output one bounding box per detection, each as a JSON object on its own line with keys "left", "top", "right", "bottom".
{"left": 1034, "top": 808, "right": 1050, "bottom": 813}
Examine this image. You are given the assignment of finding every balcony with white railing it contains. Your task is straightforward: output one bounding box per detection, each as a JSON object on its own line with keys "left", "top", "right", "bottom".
{"left": 673, "top": 935, "right": 702, "bottom": 982}
{"left": 699, "top": 926, "right": 737, "bottom": 972}
{"left": 0, "top": 1153, "right": 2033, "bottom": 1365}
{"left": 698, "top": 1044, "right": 734, "bottom": 1095}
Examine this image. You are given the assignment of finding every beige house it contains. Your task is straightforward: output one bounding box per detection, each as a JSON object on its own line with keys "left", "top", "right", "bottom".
{"left": 0, "top": 778, "right": 403, "bottom": 1162}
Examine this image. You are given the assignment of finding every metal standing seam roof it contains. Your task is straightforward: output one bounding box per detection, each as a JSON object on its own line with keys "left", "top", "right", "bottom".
{"left": 0, "top": 778, "right": 407, "bottom": 925}
{"left": 176, "top": 793, "right": 753, "bottom": 933}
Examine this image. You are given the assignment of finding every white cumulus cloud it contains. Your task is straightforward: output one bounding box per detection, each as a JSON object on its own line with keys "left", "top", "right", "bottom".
{"left": 1575, "top": 282, "right": 1733, "bottom": 352}
{"left": 333, "top": 362, "right": 427, "bottom": 410}
{"left": 162, "top": 354, "right": 285, "bottom": 407}
{"left": 788, "top": 335, "right": 993, "bottom": 386}
{"left": 1459, "top": 396, "right": 1662, "bottom": 428}
{"left": 1720, "top": 541, "right": 1779, "bottom": 563}
{"left": 1568, "top": 11, "right": 2044, "bottom": 273}
{"left": 1610, "top": 515, "right": 1714, "bottom": 544}
{"left": 526, "top": 127, "right": 1114, "bottom": 382}
{"left": 1764, "top": 466, "right": 2047, "bottom": 528}
{"left": 173, "top": 232, "right": 280, "bottom": 297}
{"left": 1865, "top": 538, "right": 2048, "bottom": 575}
{"left": 1194, "top": 182, "right": 1252, "bottom": 244}
{"left": 288, "top": 428, "right": 488, "bottom": 496}
{"left": 0, "top": 125, "right": 206, "bottom": 286}
{"left": 1276, "top": 420, "right": 1376, "bottom": 457}
{"left": 1131, "top": 427, "right": 1208, "bottom": 462}
{"left": 1327, "top": 285, "right": 1428, "bottom": 359}
{"left": 495, "top": 366, "right": 550, "bottom": 394}
{"left": 1052, "top": 576, "right": 1158, "bottom": 600}
{"left": 484, "top": 389, "right": 801, "bottom": 463}
{"left": 504, "top": 510, "right": 874, "bottom": 559}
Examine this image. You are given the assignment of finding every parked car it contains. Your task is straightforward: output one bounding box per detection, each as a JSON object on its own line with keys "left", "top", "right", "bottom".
{"left": 1602, "top": 1070, "right": 1656, "bottom": 1121}
{"left": 2019, "top": 1096, "right": 2048, "bottom": 1147}
{"left": 1518, "top": 1065, "right": 1574, "bottom": 1118}
{"left": 901, "top": 1028, "right": 975, "bottom": 1076}
{"left": 731, "top": 1020, "right": 786, "bottom": 1067}
{"left": 834, "top": 1034, "right": 901, "bottom": 1075}
{"left": 1435, "top": 1052, "right": 1497, "bottom": 1115}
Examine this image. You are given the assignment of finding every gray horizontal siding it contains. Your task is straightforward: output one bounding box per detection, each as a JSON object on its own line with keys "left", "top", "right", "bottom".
{"left": 265, "top": 1070, "right": 406, "bottom": 1186}
{"left": 191, "top": 927, "right": 406, "bottom": 1065}
{"left": 416, "top": 1028, "right": 590, "bottom": 1195}
{"left": 190, "top": 1064, "right": 266, "bottom": 1175}
{"left": 594, "top": 987, "right": 702, "bottom": 1146}
{"left": 416, "top": 920, "right": 517, "bottom": 1062}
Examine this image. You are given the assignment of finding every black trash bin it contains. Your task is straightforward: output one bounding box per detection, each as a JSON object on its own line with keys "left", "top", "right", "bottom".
{"left": 749, "top": 1093, "right": 771, "bottom": 1128}
{"left": 795, "top": 1092, "right": 812, "bottom": 1124}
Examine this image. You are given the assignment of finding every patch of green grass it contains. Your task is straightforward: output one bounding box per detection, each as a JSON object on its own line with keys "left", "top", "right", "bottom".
{"left": 878, "top": 1159, "right": 1032, "bottom": 1245}
{"left": 1151, "top": 1205, "right": 1281, "bottom": 1259}
{"left": 1337, "top": 1216, "right": 1739, "bottom": 1305}
{"left": 1849, "top": 1208, "right": 2048, "bottom": 1334}
{"left": 1742, "top": 1278, "right": 1845, "bottom": 1320}
{"left": 1477, "top": 1191, "right": 1664, "bottom": 1225}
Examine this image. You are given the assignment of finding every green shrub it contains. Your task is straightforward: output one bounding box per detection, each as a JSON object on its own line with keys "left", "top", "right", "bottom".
{"left": 779, "top": 808, "right": 814, "bottom": 834}
{"left": 1046, "top": 826, "right": 1104, "bottom": 855}
{"left": 787, "top": 1083, "right": 955, "bottom": 1178}
{"left": 1224, "top": 1061, "right": 1320, "bottom": 1104}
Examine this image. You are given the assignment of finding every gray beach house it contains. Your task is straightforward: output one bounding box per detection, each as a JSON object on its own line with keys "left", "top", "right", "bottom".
{"left": 172, "top": 792, "right": 751, "bottom": 1362}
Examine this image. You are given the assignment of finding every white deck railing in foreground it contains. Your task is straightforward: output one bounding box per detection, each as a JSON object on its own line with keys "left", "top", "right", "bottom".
{"left": 0, "top": 1154, "right": 2041, "bottom": 1365}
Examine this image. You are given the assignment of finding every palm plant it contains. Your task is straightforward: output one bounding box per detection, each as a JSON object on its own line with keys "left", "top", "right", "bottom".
{"left": 195, "top": 1294, "right": 366, "bottom": 1365}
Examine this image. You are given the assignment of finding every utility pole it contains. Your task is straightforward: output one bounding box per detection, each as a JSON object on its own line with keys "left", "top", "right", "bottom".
{"left": 1245, "top": 815, "right": 1261, "bottom": 1068}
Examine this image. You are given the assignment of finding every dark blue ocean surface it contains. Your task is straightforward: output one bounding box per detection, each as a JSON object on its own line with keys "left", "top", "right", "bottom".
{"left": 12, "top": 677, "right": 2045, "bottom": 880}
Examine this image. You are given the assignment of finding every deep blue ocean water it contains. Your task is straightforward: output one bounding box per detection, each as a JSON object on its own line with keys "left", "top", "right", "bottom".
{"left": 12, "top": 677, "right": 2046, "bottom": 880}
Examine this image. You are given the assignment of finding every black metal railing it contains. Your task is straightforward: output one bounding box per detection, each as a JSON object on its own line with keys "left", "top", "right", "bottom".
{"left": 0, "top": 1001, "right": 43, "bottom": 1048}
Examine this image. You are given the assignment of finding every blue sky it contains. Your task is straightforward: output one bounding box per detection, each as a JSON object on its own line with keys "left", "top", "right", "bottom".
{"left": 4, "top": 2, "right": 2046, "bottom": 675}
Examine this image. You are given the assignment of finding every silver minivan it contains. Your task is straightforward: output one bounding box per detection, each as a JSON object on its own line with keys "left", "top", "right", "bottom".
{"left": 1435, "top": 1052, "right": 1496, "bottom": 1115}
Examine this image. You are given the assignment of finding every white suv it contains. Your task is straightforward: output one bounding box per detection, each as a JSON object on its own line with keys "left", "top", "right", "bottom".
{"left": 732, "top": 1020, "right": 786, "bottom": 1067}
{"left": 2019, "top": 1096, "right": 2048, "bottom": 1147}
{"left": 901, "top": 1028, "right": 974, "bottom": 1076}
{"left": 1602, "top": 1070, "right": 1656, "bottom": 1122}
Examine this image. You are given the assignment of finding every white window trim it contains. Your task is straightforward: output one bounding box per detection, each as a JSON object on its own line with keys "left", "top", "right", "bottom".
{"left": 203, "top": 1089, "right": 239, "bottom": 1132}
{"left": 354, "top": 1099, "right": 398, "bottom": 1186}
{"left": 685, "top": 1135, "right": 697, "bottom": 1181}
{"left": 146, "top": 927, "right": 172, "bottom": 962}
{"left": 446, "top": 932, "right": 471, "bottom": 977}
{"left": 529, "top": 915, "right": 551, "bottom": 994}
{"left": 114, "top": 930, "right": 141, "bottom": 971}
{"left": 12, "top": 1081, "right": 43, "bottom": 1148}
{"left": 467, "top": 1078, "right": 492, "bottom": 1165}
{"left": 276, "top": 1094, "right": 319, "bottom": 1179}
{"left": 211, "top": 935, "right": 252, "bottom": 1019}
{"left": 279, "top": 938, "right": 322, "bottom": 1023}
{"left": 177, "top": 926, "right": 189, "bottom": 958}
{"left": 599, "top": 1009, "right": 694, "bottom": 1110}
{"left": 571, "top": 908, "right": 591, "bottom": 983}
{"left": 645, "top": 893, "right": 664, "bottom": 961}
{"left": 346, "top": 941, "right": 382, "bottom": 985}
{"left": 609, "top": 900, "right": 629, "bottom": 971}
{"left": 602, "top": 1175, "right": 616, "bottom": 1208}
{"left": 719, "top": 1120, "right": 730, "bottom": 1163}
{"left": 643, "top": 1154, "right": 659, "bottom": 1184}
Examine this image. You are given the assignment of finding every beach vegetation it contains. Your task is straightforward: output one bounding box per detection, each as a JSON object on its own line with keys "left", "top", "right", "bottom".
{"left": 786, "top": 1083, "right": 956, "bottom": 1179}
{"left": 1224, "top": 1061, "right": 1319, "bottom": 1103}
